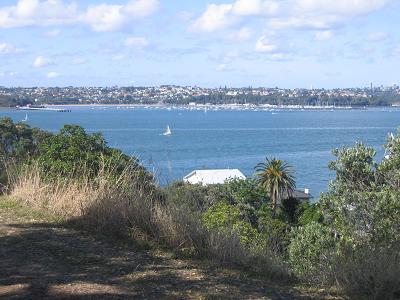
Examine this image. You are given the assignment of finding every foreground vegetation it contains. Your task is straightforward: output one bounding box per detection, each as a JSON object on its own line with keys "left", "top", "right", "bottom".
{"left": 3, "top": 197, "right": 337, "bottom": 299}
{"left": 1, "top": 117, "right": 399, "bottom": 299}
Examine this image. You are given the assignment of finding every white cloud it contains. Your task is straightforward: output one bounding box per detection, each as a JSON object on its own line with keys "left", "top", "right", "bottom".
{"left": 125, "top": 0, "right": 159, "bottom": 18}
{"left": 269, "top": 15, "right": 340, "bottom": 30}
{"left": 292, "top": 0, "right": 390, "bottom": 16}
{"left": 0, "top": 42, "right": 24, "bottom": 54}
{"left": 82, "top": 4, "right": 125, "bottom": 32}
{"left": 216, "top": 63, "right": 234, "bottom": 72}
{"left": 81, "top": 0, "right": 159, "bottom": 32}
{"left": 393, "top": 45, "right": 400, "bottom": 56}
{"left": 232, "top": 0, "right": 279, "bottom": 16}
{"left": 228, "top": 27, "right": 252, "bottom": 42}
{"left": 47, "top": 71, "right": 59, "bottom": 78}
{"left": 269, "top": 0, "right": 390, "bottom": 30}
{"left": 0, "top": 0, "right": 78, "bottom": 28}
{"left": 0, "top": 71, "right": 19, "bottom": 77}
{"left": 0, "top": 0, "right": 159, "bottom": 32}
{"left": 112, "top": 54, "right": 126, "bottom": 61}
{"left": 315, "top": 30, "right": 333, "bottom": 41}
{"left": 255, "top": 36, "right": 278, "bottom": 53}
{"left": 33, "top": 55, "right": 54, "bottom": 68}
{"left": 190, "top": 4, "right": 235, "bottom": 32}
{"left": 367, "top": 31, "right": 388, "bottom": 41}
{"left": 232, "top": 0, "right": 262, "bottom": 16}
{"left": 71, "top": 57, "right": 86, "bottom": 65}
{"left": 45, "top": 28, "right": 61, "bottom": 37}
{"left": 191, "top": 0, "right": 391, "bottom": 33}
{"left": 213, "top": 50, "right": 240, "bottom": 64}
{"left": 124, "top": 36, "right": 149, "bottom": 49}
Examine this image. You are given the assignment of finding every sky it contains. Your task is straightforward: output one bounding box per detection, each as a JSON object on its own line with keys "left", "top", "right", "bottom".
{"left": 0, "top": 0, "right": 399, "bottom": 88}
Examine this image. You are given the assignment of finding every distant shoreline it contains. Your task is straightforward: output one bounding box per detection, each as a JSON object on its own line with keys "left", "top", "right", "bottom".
{"left": 2, "top": 103, "right": 398, "bottom": 110}
{"left": 44, "top": 103, "right": 391, "bottom": 110}
{"left": 47, "top": 103, "right": 357, "bottom": 109}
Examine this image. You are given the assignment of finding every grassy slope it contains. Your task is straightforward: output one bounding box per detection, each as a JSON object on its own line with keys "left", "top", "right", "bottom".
{"left": 0, "top": 197, "right": 342, "bottom": 300}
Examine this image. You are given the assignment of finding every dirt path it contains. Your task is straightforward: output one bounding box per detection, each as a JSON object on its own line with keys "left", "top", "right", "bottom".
{"left": 0, "top": 199, "right": 340, "bottom": 299}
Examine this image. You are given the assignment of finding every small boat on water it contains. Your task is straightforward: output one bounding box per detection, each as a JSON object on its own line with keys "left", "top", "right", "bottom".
{"left": 163, "top": 125, "right": 172, "bottom": 136}
{"left": 384, "top": 132, "right": 396, "bottom": 159}
{"left": 21, "top": 113, "right": 28, "bottom": 122}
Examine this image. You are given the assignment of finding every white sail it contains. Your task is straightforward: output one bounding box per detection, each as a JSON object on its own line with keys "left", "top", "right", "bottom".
{"left": 163, "top": 125, "right": 172, "bottom": 136}
{"left": 22, "top": 113, "right": 28, "bottom": 122}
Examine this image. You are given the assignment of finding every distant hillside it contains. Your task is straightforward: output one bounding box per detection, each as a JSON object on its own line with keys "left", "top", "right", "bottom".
{"left": 0, "top": 95, "right": 32, "bottom": 107}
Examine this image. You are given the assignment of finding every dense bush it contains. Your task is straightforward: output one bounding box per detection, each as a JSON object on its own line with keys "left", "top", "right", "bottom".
{"left": 0, "top": 117, "right": 50, "bottom": 190}
{"left": 163, "top": 181, "right": 223, "bottom": 212}
{"left": 315, "top": 133, "right": 400, "bottom": 298}
{"left": 296, "top": 202, "right": 323, "bottom": 226}
{"left": 36, "top": 124, "right": 150, "bottom": 180}
{"left": 202, "top": 201, "right": 258, "bottom": 245}
{"left": 0, "top": 118, "right": 152, "bottom": 186}
{"left": 288, "top": 222, "right": 336, "bottom": 284}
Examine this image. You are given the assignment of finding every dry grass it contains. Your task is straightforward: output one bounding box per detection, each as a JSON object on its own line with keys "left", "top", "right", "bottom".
{"left": 8, "top": 161, "right": 290, "bottom": 281}
{"left": 332, "top": 246, "right": 400, "bottom": 300}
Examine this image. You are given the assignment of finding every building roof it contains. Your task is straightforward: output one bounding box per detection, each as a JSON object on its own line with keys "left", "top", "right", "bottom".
{"left": 292, "top": 189, "right": 312, "bottom": 200}
{"left": 183, "top": 169, "right": 246, "bottom": 185}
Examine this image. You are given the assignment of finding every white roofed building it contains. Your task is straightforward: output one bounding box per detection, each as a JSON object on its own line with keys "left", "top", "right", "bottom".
{"left": 183, "top": 169, "right": 246, "bottom": 185}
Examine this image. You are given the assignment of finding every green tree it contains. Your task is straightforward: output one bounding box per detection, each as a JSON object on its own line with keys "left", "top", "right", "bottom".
{"left": 36, "top": 125, "right": 151, "bottom": 181}
{"left": 0, "top": 117, "right": 50, "bottom": 190}
{"left": 219, "top": 178, "right": 270, "bottom": 226}
{"left": 255, "top": 158, "right": 296, "bottom": 216}
{"left": 321, "top": 135, "right": 400, "bottom": 247}
{"left": 377, "top": 130, "right": 400, "bottom": 188}
{"left": 328, "top": 142, "right": 377, "bottom": 194}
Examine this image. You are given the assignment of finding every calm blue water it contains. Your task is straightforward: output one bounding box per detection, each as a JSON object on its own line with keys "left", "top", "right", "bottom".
{"left": 1, "top": 106, "right": 399, "bottom": 197}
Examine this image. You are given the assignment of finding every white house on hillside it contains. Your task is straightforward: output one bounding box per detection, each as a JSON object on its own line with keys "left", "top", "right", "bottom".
{"left": 183, "top": 169, "right": 246, "bottom": 185}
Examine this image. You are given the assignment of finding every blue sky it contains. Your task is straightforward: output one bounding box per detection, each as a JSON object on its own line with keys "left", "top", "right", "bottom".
{"left": 0, "top": 0, "right": 399, "bottom": 88}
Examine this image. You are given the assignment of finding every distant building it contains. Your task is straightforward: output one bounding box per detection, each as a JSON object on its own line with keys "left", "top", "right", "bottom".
{"left": 291, "top": 188, "right": 312, "bottom": 202}
{"left": 183, "top": 169, "right": 246, "bottom": 185}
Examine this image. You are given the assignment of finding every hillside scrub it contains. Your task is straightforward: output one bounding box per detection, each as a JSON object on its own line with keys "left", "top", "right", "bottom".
{"left": 1, "top": 117, "right": 400, "bottom": 299}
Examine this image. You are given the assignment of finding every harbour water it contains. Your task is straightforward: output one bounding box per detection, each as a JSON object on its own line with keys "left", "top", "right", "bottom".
{"left": 1, "top": 106, "right": 399, "bottom": 197}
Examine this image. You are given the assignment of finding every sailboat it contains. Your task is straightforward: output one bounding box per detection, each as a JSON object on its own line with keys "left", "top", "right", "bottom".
{"left": 22, "top": 113, "right": 28, "bottom": 122}
{"left": 163, "top": 125, "right": 172, "bottom": 136}
{"left": 384, "top": 132, "right": 395, "bottom": 159}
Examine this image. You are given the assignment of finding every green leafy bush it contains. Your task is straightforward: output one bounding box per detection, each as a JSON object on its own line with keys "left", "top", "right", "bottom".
{"left": 288, "top": 222, "right": 336, "bottom": 284}
{"left": 0, "top": 117, "right": 50, "bottom": 190}
{"left": 257, "top": 204, "right": 291, "bottom": 255}
{"left": 202, "top": 202, "right": 258, "bottom": 245}
{"left": 164, "top": 181, "right": 224, "bottom": 212}
{"left": 297, "top": 202, "right": 323, "bottom": 226}
{"left": 36, "top": 125, "right": 151, "bottom": 181}
{"left": 218, "top": 178, "right": 270, "bottom": 226}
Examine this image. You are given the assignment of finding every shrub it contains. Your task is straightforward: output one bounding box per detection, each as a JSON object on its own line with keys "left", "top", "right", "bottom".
{"left": 202, "top": 201, "right": 258, "bottom": 245}
{"left": 333, "top": 245, "right": 400, "bottom": 300}
{"left": 288, "top": 222, "right": 336, "bottom": 284}
{"left": 9, "top": 161, "right": 290, "bottom": 281}
{"left": 164, "top": 181, "right": 223, "bottom": 212}
{"left": 37, "top": 125, "right": 130, "bottom": 177}
{"left": 0, "top": 117, "right": 50, "bottom": 189}
{"left": 297, "top": 202, "right": 323, "bottom": 226}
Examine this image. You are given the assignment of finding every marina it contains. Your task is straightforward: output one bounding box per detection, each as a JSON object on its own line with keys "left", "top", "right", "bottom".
{"left": 16, "top": 105, "right": 71, "bottom": 112}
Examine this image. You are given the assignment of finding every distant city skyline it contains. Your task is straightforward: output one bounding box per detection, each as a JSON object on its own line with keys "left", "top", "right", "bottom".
{"left": 0, "top": 0, "right": 399, "bottom": 88}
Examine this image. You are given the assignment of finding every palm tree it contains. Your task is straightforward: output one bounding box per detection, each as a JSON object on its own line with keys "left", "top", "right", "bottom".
{"left": 255, "top": 158, "right": 296, "bottom": 216}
